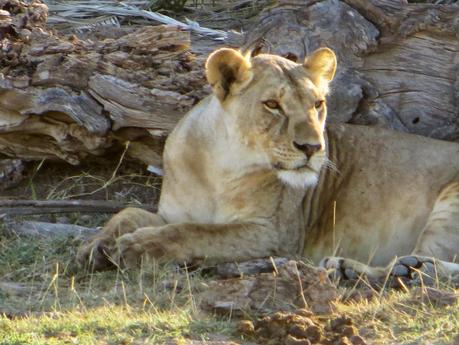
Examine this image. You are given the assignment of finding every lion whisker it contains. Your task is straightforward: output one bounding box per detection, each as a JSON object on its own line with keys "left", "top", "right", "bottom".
{"left": 322, "top": 158, "right": 341, "bottom": 175}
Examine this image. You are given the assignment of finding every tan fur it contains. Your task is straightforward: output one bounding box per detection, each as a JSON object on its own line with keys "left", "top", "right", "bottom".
{"left": 77, "top": 48, "right": 459, "bottom": 278}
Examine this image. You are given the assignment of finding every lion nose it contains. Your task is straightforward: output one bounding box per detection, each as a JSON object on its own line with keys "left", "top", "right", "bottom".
{"left": 293, "top": 142, "right": 322, "bottom": 159}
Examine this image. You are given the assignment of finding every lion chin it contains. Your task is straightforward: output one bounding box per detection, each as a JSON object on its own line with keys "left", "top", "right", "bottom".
{"left": 276, "top": 169, "right": 319, "bottom": 189}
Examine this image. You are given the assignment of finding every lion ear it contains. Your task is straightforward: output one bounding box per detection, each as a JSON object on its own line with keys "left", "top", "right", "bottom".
{"left": 205, "top": 48, "right": 253, "bottom": 102}
{"left": 303, "top": 48, "right": 337, "bottom": 87}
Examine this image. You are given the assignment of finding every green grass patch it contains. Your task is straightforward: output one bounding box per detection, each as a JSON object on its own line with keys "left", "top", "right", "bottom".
{"left": 0, "top": 306, "right": 233, "bottom": 344}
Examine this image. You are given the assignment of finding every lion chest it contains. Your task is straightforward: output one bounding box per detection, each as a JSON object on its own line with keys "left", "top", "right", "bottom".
{"left": 159, "top": 167, "right": 280, "bottom": 224}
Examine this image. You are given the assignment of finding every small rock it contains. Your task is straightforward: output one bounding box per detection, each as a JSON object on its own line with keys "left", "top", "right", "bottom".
{"left": 237, "top": 320, "right": 254, "bottom": 335}
{"left": 272, "top": 312, "right": 287, "bottom": 321}
{"left": 288, "top": 315, "right": 314, "bottom": 327}
{"left": 295, "top": 308, "right": 313, "bottom": 318}
{"left": 420, "top": 262, "right": 436, "bottom": 284}
{"left": 284, "top": 335, "right": 311, "bottom": 345}
{"left": 341, "top": 325, "right": 357, "bottom": 338}
{"left": 330, "top": 315, "right": 353, "bottom": 332}
{"left": 337, "top": 336, "right": 352, "bottom": 345}
{"left": 305, "top": 325, "right": 322, "bottom": 343}
{"left": 289, "top": 325, "right": 308, "bottom": 339}
{"left": 349, "top": 335, "right": 367, "bottom": 345}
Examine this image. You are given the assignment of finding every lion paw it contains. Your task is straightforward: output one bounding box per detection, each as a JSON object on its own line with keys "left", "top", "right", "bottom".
{"left": 320, "top": 255, "right": 438, "bottom": 287}
{"left": 76, "top": 238, "right": 115, "bottom": 271}
{"left": 114, "top": 232, "right": 169, "bottom": 268}
{"left": 389, "top": 255, "right": 437, "bottom": 286}
{"left": 114, "top": 234, "right": 145, "bottom": 269}
{"left": 319, "top": 256, "right": 370, "bottom": 281}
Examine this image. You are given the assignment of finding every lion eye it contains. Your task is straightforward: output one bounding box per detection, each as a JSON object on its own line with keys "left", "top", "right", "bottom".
{"left": 264, "top": 100, "right": 281, "bottom": 110}
{"left": 315, "top": 100, "right": 325, "bottom": 110}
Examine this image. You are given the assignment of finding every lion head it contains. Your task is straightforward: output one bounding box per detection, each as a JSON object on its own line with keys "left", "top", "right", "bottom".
{"left": 205, "top": 47, "right": 336, "bottom": 189}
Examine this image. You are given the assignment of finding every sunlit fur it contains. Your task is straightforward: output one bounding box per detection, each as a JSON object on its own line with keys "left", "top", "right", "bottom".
{"left": 277, "top": 170, "right": 319, "bottom": 189}
{"left": 78, "top": 48, "right": 459, "bottom": 283}
{"left": 210, "top": 49, "right": 335, "bottom": 189}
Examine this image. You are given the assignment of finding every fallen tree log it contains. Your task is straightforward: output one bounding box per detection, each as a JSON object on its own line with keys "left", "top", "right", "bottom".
{"left": 243, "top": 0, "right": 459, "bottom": 141}
{"left": 1, "top": 0, "right": 458, "bottom": 171}
{"left": 0, "top": 0, "right": 210, "bottom": 167}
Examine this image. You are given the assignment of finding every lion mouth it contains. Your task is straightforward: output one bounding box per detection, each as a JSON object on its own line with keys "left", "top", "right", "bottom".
{"left": 293, "top": 164, "right": 319, "bottom": 174}
{"left": 274, "top": 162, "right": 318, "bottom": 174}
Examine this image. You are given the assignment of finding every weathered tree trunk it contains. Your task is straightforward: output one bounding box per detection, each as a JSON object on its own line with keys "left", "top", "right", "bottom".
{"left": 243, "top": 0, "right": 459, "bottom": 141}
{"left": 0, "top": 0, "right": 209, "bottom": 168}
{"left": 1, "top": 0, "right": 458, "bottom": 172}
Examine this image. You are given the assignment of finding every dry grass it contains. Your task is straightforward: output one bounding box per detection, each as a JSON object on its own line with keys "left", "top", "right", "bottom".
{"left": 336, "top": 289, "right": 458, "bottom": 344}
{"left": 0, "top": 227, "right": 236, "bottom": 344}
{"left": 0, "top": 225, "right": 457, "bottom": 344}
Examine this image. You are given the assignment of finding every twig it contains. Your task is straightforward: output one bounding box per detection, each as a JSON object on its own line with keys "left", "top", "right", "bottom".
{"left": 0, "top": 200, "right": 156, "bottom": 215}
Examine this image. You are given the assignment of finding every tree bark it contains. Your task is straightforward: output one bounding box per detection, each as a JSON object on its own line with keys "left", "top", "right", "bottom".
{"left": 0, "top": 0, "right": 209, "bottom": 167}
{"left": 243, "top": 0, "right": 459, "bottom": 142}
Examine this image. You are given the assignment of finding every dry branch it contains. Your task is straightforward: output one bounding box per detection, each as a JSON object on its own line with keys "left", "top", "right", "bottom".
{"left": 0, "top": 199, "right": 156, "bottom": 215}
{"left": 7, "top": 220, "right": 97, "bottom": 238}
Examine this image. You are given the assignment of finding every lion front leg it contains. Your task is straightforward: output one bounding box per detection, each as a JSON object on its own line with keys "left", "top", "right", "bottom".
{"left": 112, "top": 222, "right": 280, "bottom": 268}
{"left": 76, "top": 207, "right": 165, "bottom": 270}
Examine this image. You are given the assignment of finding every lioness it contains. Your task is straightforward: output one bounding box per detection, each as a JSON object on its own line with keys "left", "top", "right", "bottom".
{"left": 77, "top": 47, "right": 459, "bottom": 281}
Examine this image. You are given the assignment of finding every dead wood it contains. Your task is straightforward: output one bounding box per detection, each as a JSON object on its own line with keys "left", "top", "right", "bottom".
{"left": 6, "top": 220, "right": 97, "bottom": 238}
{"left": 243, "top": 0, "right": 459, "bottom": 141}
{"left": 215, "top": 257, "right": 289, "bottom": 278}
{"left": 0, "top": 0, "right": 210, "bottom": 167}
{"left": 0, "top": 199, "right": 156, "bottom": 215}
{"left": 0, "top": 281, "right": 30, "bottom": 297}
{"left": 200, "top": 259, "right": 338, "bottom": 315}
